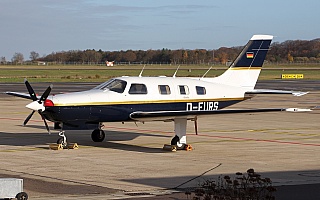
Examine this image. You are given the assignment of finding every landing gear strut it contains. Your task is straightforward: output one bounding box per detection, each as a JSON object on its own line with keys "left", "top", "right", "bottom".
{"left": 172, "top": 118, "right": 187, "bottom": 148}
{"left": 91, "top": 129, "right": 105, "bottom": 142}
{"left": 165, "top": 118, "right": 193, "bottom": 151}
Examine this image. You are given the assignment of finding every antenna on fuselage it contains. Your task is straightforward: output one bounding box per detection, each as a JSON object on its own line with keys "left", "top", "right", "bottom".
{"left": 201, "top": 66, "right": 213, "bottom": 79}
{"left": 139, "top": 65, "right": 146, "bottom": 77}
{"left": 173, "top": 65, "right": 180, "bottom": 78}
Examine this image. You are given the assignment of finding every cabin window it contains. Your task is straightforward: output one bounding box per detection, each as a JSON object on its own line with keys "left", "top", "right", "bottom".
{"left": 158, "top": 85, "right": 171, "bottom": 95}
{"left": 94, "top": 79, "right": 127, "bottom": 93}
{"left": 179, "top": 85, "right": 189, "bottom": 95}
{"left": 196, "top": 86, "right": 206, "bottom": 95}
{"left": 129, "top": 84, "right": 148, "bottom": 94}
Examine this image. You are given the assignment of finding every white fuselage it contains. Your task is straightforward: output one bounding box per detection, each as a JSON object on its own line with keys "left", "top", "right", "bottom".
{"left": 50, "top": 76, "right": 248, "bottom": 107}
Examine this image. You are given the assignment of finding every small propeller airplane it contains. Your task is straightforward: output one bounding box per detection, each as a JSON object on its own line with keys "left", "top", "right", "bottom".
{"left": 5, "top": 35, "right": 311, "bottom": 149}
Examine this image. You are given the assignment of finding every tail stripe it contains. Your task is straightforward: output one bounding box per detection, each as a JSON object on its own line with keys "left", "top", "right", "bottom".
{"left": 231, "top": 38, "right": 272, "bottom": 68}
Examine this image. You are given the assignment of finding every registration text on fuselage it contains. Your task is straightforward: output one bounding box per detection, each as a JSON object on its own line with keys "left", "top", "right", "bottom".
{"left": 186, "top": 101, "right": 219, "bottom": 111}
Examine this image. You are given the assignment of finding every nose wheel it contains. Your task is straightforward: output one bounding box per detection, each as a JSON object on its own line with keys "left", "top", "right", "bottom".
{"left": 91, "top": 129, "right": 105, "bottom": 142}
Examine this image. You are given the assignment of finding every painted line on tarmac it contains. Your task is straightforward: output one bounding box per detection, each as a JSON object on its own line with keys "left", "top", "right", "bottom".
{"left": 102, "top": 125, "right": 320, "bottom": 147}
{"left": 0, "top": 147, "right": 45, "bottom": 153}
{"left": 202, "top": 128, "right": 318, "bottom": 137}
{"left": 0, "top": 117, "right": 42, "bottom": 123}
{"left": 194, "top": 133, "right": 320, "bottom": 147}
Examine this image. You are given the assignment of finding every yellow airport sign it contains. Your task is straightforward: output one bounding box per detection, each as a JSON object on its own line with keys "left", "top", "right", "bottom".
{"left": 281, "top": 74, "right": 304, "bottom": 79}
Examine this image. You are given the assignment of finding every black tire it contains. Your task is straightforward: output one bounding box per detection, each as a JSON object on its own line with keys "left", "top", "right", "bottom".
{"left": 171, "top": 135, "right": 180, "bottom": 145}
{"left": 16, "top": 192, "right": 28, "bottom": 200}
{"left": 56, "top": 137, "right": 67, "bottom": 147}
{"left": 91, "top": 129, "right": 105, "bottom": 142}
{"left": 57, "top": 137, "right": 63, "bottom": 144}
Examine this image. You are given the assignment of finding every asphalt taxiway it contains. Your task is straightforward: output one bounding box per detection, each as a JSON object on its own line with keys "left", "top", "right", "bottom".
{"left": 0, "top": 80, "right": 319, "bottom": 199}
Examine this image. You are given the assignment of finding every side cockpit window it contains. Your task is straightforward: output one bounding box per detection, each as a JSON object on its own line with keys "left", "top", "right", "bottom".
{"left": 129, "top": 84, "right": 148, "bottom": 94}
{"left": 94, "top": 79, "right": 127, "bottom": 93}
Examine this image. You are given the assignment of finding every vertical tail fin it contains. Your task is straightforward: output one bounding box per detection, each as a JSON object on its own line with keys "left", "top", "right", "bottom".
{"left": 213, "top": 35, "right": 273, "bottom": 89}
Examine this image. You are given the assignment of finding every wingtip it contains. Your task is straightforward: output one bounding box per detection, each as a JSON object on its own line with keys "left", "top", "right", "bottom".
{"left": 285, "top": 108, "right": 312, "bottom": 112}
{"left": 292, "top": 91, "right": 309, "bottom": 97}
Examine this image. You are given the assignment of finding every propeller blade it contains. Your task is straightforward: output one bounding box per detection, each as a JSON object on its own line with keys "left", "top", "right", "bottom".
{"left": 38, "top": 111, "right": 51, "bottom": 134}
{"left": 23, "top": 111, "right": 35, "bottom": 126}
{"left": 39, "top": 84, "right": 53, "bottom": 103}
{"left": 24, "top": 79, "right": 37, "bottom": 101}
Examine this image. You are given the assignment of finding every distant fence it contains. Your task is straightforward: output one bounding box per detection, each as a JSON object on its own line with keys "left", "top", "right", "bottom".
{"left": 1, "top": 61, "right": 320, "bottom": 66}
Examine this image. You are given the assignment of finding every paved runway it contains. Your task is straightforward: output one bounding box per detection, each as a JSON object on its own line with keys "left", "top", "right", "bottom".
{"left": 0, "top": 80, "right": 319, "bottom": 199}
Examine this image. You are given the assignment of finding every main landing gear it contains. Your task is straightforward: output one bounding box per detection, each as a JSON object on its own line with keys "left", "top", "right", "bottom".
{"left": 55, "top": 122, "right": 106, "bottom": 145}
{"left": 56, "top": 129, "right": 106, "bottom": 145}
{"left": 164, "top": 118, "right": 193, "bottom": 151}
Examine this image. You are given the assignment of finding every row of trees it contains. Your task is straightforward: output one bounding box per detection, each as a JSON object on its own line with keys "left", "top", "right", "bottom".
{"left": 2, "top": 38, "right": 320, "bottom": 65}
{"left": 1, "top": 51, "right": 39, "bottom": 64}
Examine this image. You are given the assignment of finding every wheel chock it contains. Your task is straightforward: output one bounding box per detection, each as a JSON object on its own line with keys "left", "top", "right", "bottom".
{"left": 162, "top": 144, "right": 177, "bottom": 152}
{"left": 49, "top": 143, "right": 63, "bottom": 150}
{"left": 67, "top": 143, "right": 79, "bottom": 149}
{"left": 49, "top": 143, "right": 79, "bottom": 150}
{"left": 184, "top": 144, "right": 193, "bottom": 151}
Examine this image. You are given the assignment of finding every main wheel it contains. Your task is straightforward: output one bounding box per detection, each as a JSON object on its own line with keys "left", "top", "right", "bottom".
{"left": 171, "top": 135, "right": 185, "bottom": 149}
{"left": 16, "top": 192, "right": 28, "bottom": 200}
{"left": 91, "top": 129, "right": 105, "bottom": 142}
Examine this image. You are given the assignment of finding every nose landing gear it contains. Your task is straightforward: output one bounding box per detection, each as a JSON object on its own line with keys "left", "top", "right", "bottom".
{"left": 56, "top": 131, "right": 67, "bottom": 147}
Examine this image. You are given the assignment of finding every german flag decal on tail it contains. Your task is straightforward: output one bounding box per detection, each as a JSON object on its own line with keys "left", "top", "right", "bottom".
{"left": 246, "top": 52, "right": 254, "bottom": 58}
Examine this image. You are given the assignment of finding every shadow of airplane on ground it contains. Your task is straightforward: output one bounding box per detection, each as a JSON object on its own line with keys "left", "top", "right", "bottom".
{"left": 0, "top": 129, "right": 171, "bottom": 153}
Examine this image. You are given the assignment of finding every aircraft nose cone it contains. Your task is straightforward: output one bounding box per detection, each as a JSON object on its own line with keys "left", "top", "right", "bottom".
{"left": 26, "top": 101, "right": 45, "bottom": 111}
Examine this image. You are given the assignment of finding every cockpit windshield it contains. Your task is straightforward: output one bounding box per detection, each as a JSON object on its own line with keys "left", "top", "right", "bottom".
{"left": 93, "top": 79, "right": 127, "bottom": 93}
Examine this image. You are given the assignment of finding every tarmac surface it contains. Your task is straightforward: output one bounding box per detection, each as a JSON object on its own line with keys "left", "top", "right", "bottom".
{"left": 0, "top": 80, "right": 319, "bottom": 199}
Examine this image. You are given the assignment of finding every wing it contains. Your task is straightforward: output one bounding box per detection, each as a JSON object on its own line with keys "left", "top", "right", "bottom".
{"left": 130, "top": 107, "right": 312, "bottom": 121}
{"left": 129, "top": 108, "right": 286, "bottom": 121}
{"left": 245, "top": 89, "right": 308, "bottom": 96}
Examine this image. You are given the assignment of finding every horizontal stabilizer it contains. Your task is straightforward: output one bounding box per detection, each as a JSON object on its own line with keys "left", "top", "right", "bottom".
{"left": 245, "top": 89, "right": 308, "bottom": 96}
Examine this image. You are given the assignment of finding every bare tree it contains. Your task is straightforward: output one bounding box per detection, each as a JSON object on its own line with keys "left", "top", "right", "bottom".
{"left": 11, "top": 52, "right": 24, "bottom": 64}
{"left": 0, "top": 56, "right": 6, "bottom": 64}
{"left": 30, "top": 51, "right": 40, "bottom": 61}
